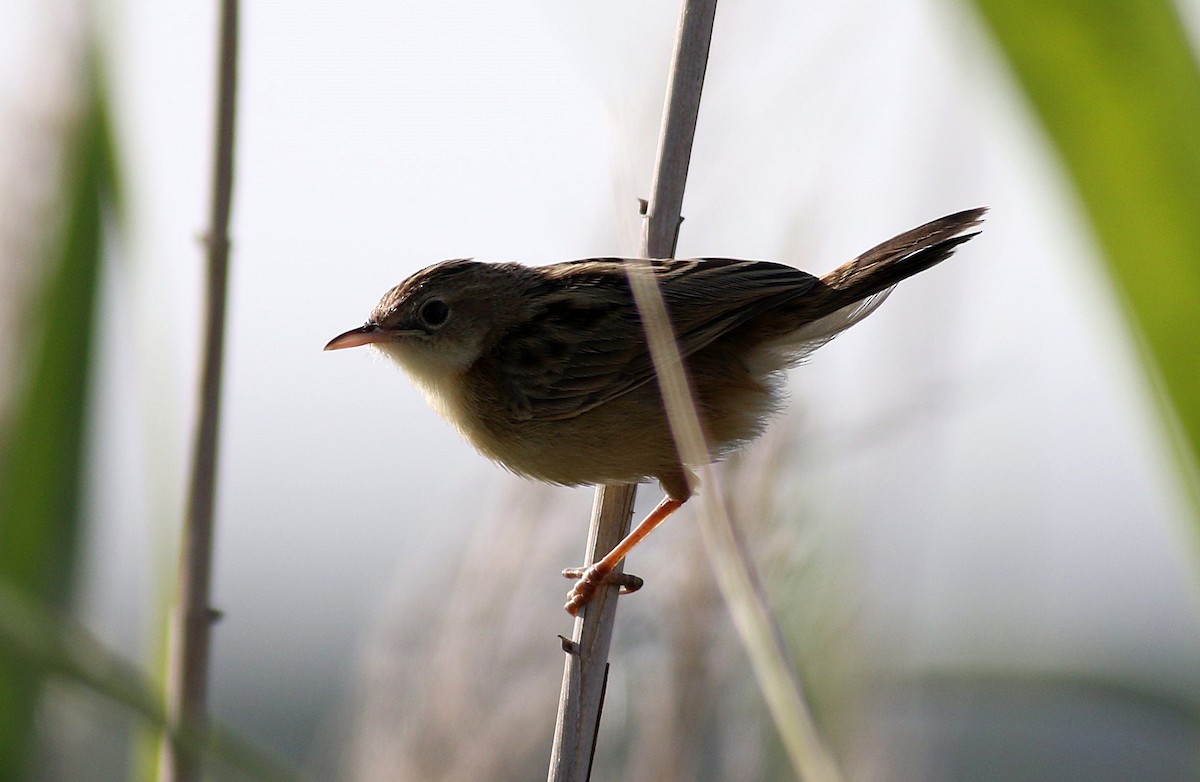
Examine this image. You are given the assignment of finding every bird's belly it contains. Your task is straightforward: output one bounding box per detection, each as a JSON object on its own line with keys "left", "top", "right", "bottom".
{"left": 471, "top": 387, "right": 680, "bottom": 488}
{"left": 460, "top": 373, "right": 778, "bottom": 490}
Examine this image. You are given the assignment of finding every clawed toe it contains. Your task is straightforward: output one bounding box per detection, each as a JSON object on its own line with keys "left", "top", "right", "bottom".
{"left": 562, "top": 566, "right": 644, "bottom": 615}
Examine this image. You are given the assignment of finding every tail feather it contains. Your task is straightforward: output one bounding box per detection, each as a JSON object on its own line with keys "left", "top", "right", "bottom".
{"left": 765, "top": 207, "right": 986, "bottom": 361}
{"left": 813, "top": 207, "right": 986, "bottom": 318}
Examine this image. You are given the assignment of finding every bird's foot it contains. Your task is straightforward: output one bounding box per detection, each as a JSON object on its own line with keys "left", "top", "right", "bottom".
{"left": 561, "top": 565, "right": 644, "bottom": 616}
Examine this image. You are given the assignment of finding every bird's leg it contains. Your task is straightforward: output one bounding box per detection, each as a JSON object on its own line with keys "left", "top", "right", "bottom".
{"left": 562, "top": 495, "right": 686, "bottom": 616}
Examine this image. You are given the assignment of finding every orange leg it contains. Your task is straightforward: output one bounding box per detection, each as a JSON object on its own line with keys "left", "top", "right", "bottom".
{"left": 562, "top": 495, "right": 686, "bottom": 615}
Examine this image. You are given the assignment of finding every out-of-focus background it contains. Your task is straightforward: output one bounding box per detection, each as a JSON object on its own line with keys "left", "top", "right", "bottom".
{"left": 3, "top": 1, "right": 1200, "bottom": 780}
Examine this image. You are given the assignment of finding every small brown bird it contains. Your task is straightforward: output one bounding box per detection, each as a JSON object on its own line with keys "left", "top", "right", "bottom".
{"left": 326, "top": 208, "right": 985, "bottom": 614}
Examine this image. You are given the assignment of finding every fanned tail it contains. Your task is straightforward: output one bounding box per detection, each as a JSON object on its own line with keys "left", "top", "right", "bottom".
{"left": 776, "top": 207, "right": 987, "bottom": 355}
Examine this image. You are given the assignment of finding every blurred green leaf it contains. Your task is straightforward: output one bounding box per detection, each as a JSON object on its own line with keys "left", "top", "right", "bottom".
{"left": 0, "top": 62, "right": 117, "bottom": 779}
{"left": 970, "top": 0, "right": 1200, "bottom": 514}
{"left": 0, "top": 52, "right": 288, "bottom": 782}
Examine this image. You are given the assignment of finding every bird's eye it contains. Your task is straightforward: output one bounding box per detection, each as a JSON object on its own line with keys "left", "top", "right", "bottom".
{"left": 418, "top": 298, "right": 450, "bottom": 328}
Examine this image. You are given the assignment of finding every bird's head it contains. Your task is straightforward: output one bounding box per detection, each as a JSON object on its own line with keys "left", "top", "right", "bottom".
{"left": 325, "top": 259, "right": 538, "bottom": 383}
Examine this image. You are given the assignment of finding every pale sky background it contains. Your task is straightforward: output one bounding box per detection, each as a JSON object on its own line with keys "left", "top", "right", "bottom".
{"left": 4, "top": 0, "right": 1200, "bottom": 769}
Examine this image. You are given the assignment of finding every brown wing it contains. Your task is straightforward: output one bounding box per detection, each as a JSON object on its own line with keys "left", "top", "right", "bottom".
{"left": 486, "top": 257, "right": 815, "bottom": 422}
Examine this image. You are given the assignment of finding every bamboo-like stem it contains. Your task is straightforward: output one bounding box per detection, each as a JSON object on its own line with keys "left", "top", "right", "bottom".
{"left": 546, "top": 2, "right": 718, "bottom": 780}
{"left": 159, "top": 1, "right": 238, "bottom": 780}
{"left": 546, "top": 485, "right": 637, "bottom": 782}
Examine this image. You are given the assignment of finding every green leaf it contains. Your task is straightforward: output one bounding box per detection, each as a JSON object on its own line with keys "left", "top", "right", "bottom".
{"left": 970, "top": 0, "right": 1200, "bottom": 514}
{"left": 0, "top": 62, "right": 118, "bottom": 780}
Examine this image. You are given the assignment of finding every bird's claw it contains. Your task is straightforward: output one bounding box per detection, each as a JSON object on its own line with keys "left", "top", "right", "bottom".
{"left": 561, "top": 566, "right": 644, "bottom": 615}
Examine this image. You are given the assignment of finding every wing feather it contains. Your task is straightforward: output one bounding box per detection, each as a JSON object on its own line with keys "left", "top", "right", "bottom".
{"left": 489, "top": 258, "right": 815, "bottom": 421}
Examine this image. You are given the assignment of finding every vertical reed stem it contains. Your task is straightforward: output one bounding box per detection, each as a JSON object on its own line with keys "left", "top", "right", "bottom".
{"left": 160, "top": 1, "right": 238, "bottom": 779}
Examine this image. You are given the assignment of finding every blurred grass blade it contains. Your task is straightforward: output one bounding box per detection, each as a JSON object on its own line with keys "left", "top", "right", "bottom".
{"left": 627, "top": 261, "right": 846, "bottom": 782}
{"left": 0, "top": 582, "right": 303, "bottom": 782}
{"left": 970, "top": 0, "right": 1200, "bottom": 516}
{"left": 0, "top": 61, "right": 117, "bottom": 779}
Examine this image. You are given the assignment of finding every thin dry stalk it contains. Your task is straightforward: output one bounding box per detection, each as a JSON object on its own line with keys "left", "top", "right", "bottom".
{"left": 621, "top": 66, "right": 845, "bottom": 782}
{"left": 159, "top": 1, "right": 238, "bottom": 780}
{"left": 625, "top": 259, "right": 845, "bottom": 782}
{"left": 547, "top": 1, "right": 719, "bottom": 780}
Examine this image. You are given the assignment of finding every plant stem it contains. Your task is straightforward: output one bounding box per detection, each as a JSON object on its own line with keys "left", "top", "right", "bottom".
{"left": 160, "top": 1, "right": 238, "bottom": 780}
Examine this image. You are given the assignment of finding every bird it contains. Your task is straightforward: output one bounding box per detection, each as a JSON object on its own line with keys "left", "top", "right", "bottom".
{"left": 325, "top": 207, "right": 986, "bottom": 614}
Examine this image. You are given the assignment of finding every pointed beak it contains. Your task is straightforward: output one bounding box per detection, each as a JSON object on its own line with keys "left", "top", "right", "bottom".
{"left": 324, "top": 323, "right": 384, "bottom": 351}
